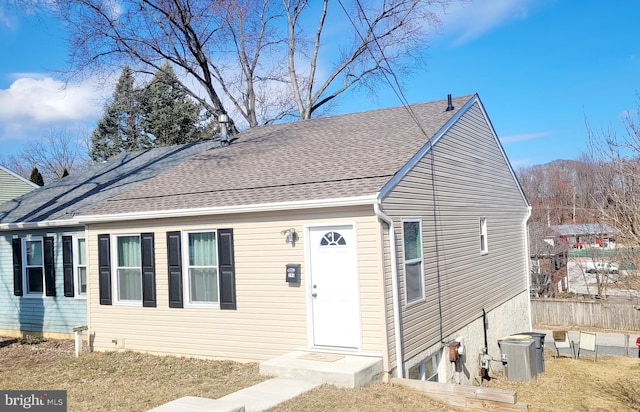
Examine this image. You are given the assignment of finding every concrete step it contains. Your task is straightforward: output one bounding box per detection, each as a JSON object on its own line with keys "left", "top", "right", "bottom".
{"left": 259, "top": 351, "right": 384, "bottom": 388}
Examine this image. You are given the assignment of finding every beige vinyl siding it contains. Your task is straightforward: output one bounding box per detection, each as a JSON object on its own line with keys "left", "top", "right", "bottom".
{"left": 86, "top": 207, "right": 386, "bottom": 361}
{"left": 382, "top": 102, "right": 530, "bottom": 361}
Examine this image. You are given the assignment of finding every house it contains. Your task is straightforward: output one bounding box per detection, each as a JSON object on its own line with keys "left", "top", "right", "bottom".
{"left": 529, "top": 224, "right": 569, "bottom": 297}
{"left": 0, "top": 165, "right": 37, "bottom": 205}
{"left": 0, "top": 141, "right": 217, "bottom": 338}
{"left": 73, "top": 94, "right": 532, "bottom": 383}
{"left": 551, "top": 223, "right": 618, "bottom": 249}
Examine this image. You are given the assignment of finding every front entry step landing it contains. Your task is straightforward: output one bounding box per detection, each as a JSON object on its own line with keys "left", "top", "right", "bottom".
{"left": 259, "top": 350, "right": 383, "bottom": 389}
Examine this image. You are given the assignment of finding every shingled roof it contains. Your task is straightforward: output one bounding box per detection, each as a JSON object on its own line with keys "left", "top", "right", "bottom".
{"left": 79, "top": 94, "right": 476, "bottom": 217}
{"left": 0, "top": 140, "right": 218, "bottom": 227}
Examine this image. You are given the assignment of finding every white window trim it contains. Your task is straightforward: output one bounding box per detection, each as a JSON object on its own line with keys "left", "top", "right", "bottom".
{"left": 74, "top": 236, "right": 87, "bottom": 300}
{"left": 22, "top": 236, "right": 45, "bottom": 298}
{"left": 402, "top": 219, "right": 425, "bottom": 306}
{"left": 480, "top": 217, "right": 488, "bottom": 255}
{"left": 112, "top": 234, "right": 142, "bottom": 305}
{"left": 183, "top": 230, "right": 220, "bottom": 308}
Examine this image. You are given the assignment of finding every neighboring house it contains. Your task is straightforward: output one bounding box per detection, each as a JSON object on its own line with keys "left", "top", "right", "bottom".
{"left": 529, "top": 224, "right": 569, "bottom": 297}
{"left": 0, "top": 141, "right": 217, "bottom": 338}
{"left": 74, "top": 94, "right": 531, "bottom": 383}
{"left": 551, "top": 223, "right": 618, "bottom": 249}
{"left": 0, "top": 165, "right": 38, "bottom": 205}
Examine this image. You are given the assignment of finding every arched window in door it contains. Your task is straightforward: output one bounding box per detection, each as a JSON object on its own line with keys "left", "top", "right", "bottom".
{"left": 320, "top": 231, "right": 346, "bottom": 246}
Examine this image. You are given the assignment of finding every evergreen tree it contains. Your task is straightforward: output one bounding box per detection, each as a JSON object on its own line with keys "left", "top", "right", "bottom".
{"left": 90, "top": 66, "right": 148, "bottom": 161}
{"left": 30, "top": 167, "right": 44, "bottom": 186}
{"left": 141, "top": 63, "right": 206, "bottom": 146}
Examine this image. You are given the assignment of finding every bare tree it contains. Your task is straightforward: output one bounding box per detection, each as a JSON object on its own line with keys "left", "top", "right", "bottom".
{"left": 33, "top": 0, "right": 451, "bottom": 129}
{"left": 586, "top": 108, "right": 640, "bottom": 244}
{"left": 1, "top": 127, "right": 90, "bottom": 183}
{"left": 284, "top": 0, "right": 444, "bottom": 120}
{"left": 583, "top": 101, "right": 640, "bottom": 297}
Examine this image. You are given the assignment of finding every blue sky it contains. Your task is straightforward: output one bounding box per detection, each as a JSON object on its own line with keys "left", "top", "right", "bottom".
{"left": 0, "top": 0, "right": 638, "bottom": 169}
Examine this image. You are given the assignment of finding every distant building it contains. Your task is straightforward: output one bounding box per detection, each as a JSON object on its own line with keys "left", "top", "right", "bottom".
{"left": 529, "top": 224, "right": 569, "bottom": 297}
{"left": 550, "top": 223, "right": 618, "bottom": 249}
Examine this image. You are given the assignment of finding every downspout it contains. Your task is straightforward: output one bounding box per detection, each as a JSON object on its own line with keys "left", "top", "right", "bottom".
{"left": 374, "top": 202, "right": 404, "bottom": 379}
{"left": 523, "top": 206, "right": 533, "bottom": 330}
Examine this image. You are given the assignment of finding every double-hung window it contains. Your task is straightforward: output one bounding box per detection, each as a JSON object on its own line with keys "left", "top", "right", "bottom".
{"left": 403, "top": 220, "right": 424, "bottom": 304}
{"left": 12, "top": 236, "right": 55, "bottom": 297}
{"left": 97, "top": 232, "right": 156, "bottom": 307}
{"left": 166, "top": 229, "right": 236, "bottom": 310}
{"left": 116, "top": 235, "right": 142, "bottom": 302}
{"left": 25, "top": 238, "right": 44, "bottom": 295}
{"left": 76, "top": 238, "right": 87, "bottom": 296}
{"left": 187, "top": 231, "right": 219, "bottom": 304}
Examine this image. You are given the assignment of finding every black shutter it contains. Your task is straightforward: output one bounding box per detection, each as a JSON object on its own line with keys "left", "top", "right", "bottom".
{"left": 218, "top": 228, "right": 237, "bottom": 310}
{"left": 98, "top": 234, "right": 112, "bottom": 305}
{"left": 166, "top": 231, "right": 183, "bottom": 308}
{"left": 62, "top": 236, "right": 74, "bottom": 297}
{"left": 44, "top": 236, "right": 56, "bottom": 296}
{"left": 141, "top": 232, "right": 156, "bottom": 307}
{"left": 12, "top": 238, "right": 23, "bottom": 296}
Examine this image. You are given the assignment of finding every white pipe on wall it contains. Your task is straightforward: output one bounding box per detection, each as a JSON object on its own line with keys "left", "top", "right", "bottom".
{"left": 374, "top": 202, "right": 404, "bottom": 379}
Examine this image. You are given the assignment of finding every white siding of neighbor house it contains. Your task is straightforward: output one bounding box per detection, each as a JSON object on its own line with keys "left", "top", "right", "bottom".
{"left": 86, "top": 207, "right": 387, "bottom": 362}
{"left": 381, "top": 101, "right": 530, "bottom": 367}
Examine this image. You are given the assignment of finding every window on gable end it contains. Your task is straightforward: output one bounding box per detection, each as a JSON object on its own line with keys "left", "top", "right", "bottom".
{"left": 480, "top": 218, "right": 488, "bottom": 255}
{"left": 402, "top": 220, "right": 424, "bottom": 304}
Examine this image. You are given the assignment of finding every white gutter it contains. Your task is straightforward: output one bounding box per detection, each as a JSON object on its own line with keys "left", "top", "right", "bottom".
{"left": 77, "top": 194, "right": 379, "bottom": 224}
{"left": 523, "top": 206, "right": 533, "bottom": 330}
{"left": 374, "top": 202, "right": 404, "bottom": 379}
{"left": 0, "top": 219, "right": 82, "bottom": 231}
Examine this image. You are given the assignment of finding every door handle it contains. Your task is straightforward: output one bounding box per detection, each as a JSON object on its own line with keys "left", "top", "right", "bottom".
{"left": 312, "top": 293, "right": 317, "bottom": 297}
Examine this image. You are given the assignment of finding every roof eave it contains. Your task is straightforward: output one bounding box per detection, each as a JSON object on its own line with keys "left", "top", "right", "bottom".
{"left": 77, "top": 194, "right": 381, "bottom": 224}
{"left": 0, "top": 219, "right": 83, "bottom": 231}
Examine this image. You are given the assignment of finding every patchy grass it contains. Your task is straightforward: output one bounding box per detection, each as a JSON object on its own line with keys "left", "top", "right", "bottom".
{"left": 0, "top": 339, "right": 265, "bottom": 411}
{"left": 267, "top": 383, "right": 458, "bottom": 411}
{"left": 2, "top": 340, "right": 640, "bottom": 411}
{"left": 481, "top": 348, "right": 640, "bottom": 411}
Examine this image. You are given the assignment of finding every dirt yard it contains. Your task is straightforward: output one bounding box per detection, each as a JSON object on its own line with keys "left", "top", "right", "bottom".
{"left": 1, "top": 339, "right": 639, "bottom": 411}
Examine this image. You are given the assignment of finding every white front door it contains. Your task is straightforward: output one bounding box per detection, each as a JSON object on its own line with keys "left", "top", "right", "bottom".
{"left": 308, "top": 225, "right": 359, "bottom": 348}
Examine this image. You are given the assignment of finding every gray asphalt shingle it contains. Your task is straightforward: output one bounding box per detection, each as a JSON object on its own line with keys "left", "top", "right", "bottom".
{"left": 81, "top": 94, "right": 474, "bottom": 216}
{"left": 0, "top": 140, "right": 219, "bottom": 225}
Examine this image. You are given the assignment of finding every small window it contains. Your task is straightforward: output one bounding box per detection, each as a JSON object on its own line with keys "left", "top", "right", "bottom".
{"left": 76, "top": 238, "right": 87, "bottom": 296}
{"left": 320, "top": 231, "right": 346, "bottom": 246}
{"left": 480, "top": 218, "right": 488, "bottom": 255}
{"left": 408, "top": 354, "right": 440, "bottom": 382}
{"left": 25, "top": 239, "right": 44, "bottom": 294}
{"left": 403, "top": 220, "right": 424, "bottom": 304}
{"left": 116, "top": 235, "right": 142, "bottom": 301}
{"left": 187, "top": 231, "right": 219, "bottom": 304}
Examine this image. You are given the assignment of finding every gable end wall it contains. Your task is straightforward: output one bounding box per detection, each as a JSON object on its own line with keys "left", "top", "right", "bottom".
{"left": 381, "top": 102, "right": 530, "bottom": 363}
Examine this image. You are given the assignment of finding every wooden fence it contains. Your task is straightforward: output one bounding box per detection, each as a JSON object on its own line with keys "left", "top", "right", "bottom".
{"left": 531, "top": 298, "right": 640, "bottom": 331}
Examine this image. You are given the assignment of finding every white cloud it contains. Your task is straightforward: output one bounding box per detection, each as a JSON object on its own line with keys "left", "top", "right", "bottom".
{"left": 439, "top": 0, "right": 542, "bottom": 46}
{"left": 500, "top": 130, "right": 555, "bottom": 143}
{"left": 0, "top": 75, "right": 103, "bottom": 123}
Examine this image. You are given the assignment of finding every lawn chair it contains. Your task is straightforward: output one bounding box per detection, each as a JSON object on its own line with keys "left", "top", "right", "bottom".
{"left": 552, "top": 330, "right": 574, "bottom": 358}
{"left": 576, "top": 331, "right": 598, "bottom": 362}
